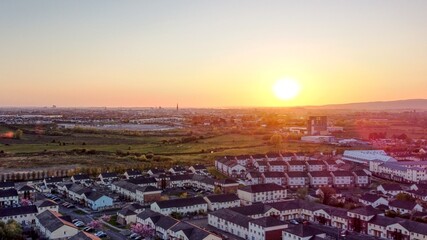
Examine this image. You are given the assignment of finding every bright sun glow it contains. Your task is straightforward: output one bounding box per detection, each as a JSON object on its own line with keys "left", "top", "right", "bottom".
{"left": 273, "top": 78, "right": 301, "bottom": 100}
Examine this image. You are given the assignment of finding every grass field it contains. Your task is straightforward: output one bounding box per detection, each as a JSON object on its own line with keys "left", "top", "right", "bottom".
{"left": 0, "top": 126, "right": 349, "bottom": 171}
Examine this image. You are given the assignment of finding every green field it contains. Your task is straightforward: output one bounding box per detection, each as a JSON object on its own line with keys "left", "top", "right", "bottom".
{"left": 0, "top": 126, "right": 346, "bottom": 171}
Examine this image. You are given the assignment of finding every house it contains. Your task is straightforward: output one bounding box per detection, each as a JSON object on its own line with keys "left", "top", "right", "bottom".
{"left": 0, "top": 181, "right": 15, "bottom": 190}
{"left": 147, "top": 168, "right": 166, "bottom": 176}
{"left": 35, "top": 199, "right": 59, "bottom": 213}
{"left": 111, "top": 180, "right": 139, "bottom": 201}
{"left": 0, "top": 188, "right": 19, "bottom": 207}
{"left": 208, "top": 208, "right": 251, "bottom": 239}
{"left": 237, "top": 183, "right": 286, "bottom": 205}
{"left": 283, "top": 225, "right": 327, "bottom": 240}
{"left": 266, "top": 153, "right": 285, "bottom": 161}
{"left": 112, "top": 180, "right": 161, "bottom": 204}
{"left": 262, "top": 172, "right": 286, "bottom": 186}
{"left": 124, "top": 169, "right": 143, "bottom": 179}
{"left": 71, "top": 174, "right": 90, "bottom": 184}
{"left": 308, "top": 171, "right": 331, "bottom": 188}
{"left": 135, "top": 186, "right": 162, "bottom": 204}
{"left": 189, "top": 164, "right": 207, "bottom": 174}
{"left": 347, "top": 206, "right": 381, "bottom": 234}
{"left": 285, "top": 172, "right": 308, "bottom": 189}
{"left": 208, "top": 208, "right": 287, "bottom": 240}
{"left": 0, "top": 205, "right": 38, "bottom": 225}
{"left": 236, "top": 155, "right": 251, "bottom": 166}
{"left": 83, "top": 191, "right": 114, "bottom": 211}
{"left": 204, "top": 194, "right": 240, "bottom": 211}
{"left": 287, "top": 161, "right": 307, "bottom": 172}
{"left": 246, "top": 171, "right": 263, "bottom": 185}
{"left": 389, "top": 200, "right": 423, "bottom": 214}
{"left": 65, "top": 184, "right": 91, "bottom": 202}
{"left": 69, "top": 231, "right": 101, "bottom": 240}
{"left": 128, "top": 177, "right": 158, "bottom": 188}
{"left": 225, "top": 162, "right": 246, "bottom": 178}
{"left": 117, "top": 203, "right": 145, "bottom": 225}
{"left": 268, "top": 161, "right": 287, "bottom": 172}
{"left": 169, "top": 174, "right": 193, "bottom": 188}
{"left": 368, "top": 215, "right": 427, "bottom": 239}
{"left": 254, "top": 161, "right": 269, "bottom": 172}
{"left": 117, "top": 208, "right": 137, "bottom": 225}
{"left": 353, "top": 170, "right": 370, "bottom": 187}
{"left": 35, "top": 210, "right": 79, "bottom": 239}
{"left": 359, "top": 193, "right": 389, "bottom": 208}
{"left": 323, "top": 159, "right": 339, "bottom": 171}
{"left": 331, "top": 171, "right": 354, "bottom": 188}
{"left": 18, "top": 185, "right": 36, "bottom": 199}
{"left": 167, "top": 221, "right": 221, "bottom": 240}
{"left": 306, "top": 160, "right": 325, "bottom": 172}
{"left": 137, "top": 210, "right": 179, "bottom": 239}
{"left": 43, "top": 177, "right": 64, "bottom": 188}
{"left": 377, "top": 183, "right": 403, "bottom": 196}
{"left": 248, "top": 217, "right": 288, "bottom": 240}
{"left": 191, "top": 175, "right": 215, "bottom": 192}
{"left": 214, "top": 178, "right": 239, "bottom": 194}
{"left": 150, "top": 197, "right": 208, "bottom": 216}
{"left": 168, "top": 166, "right": 187, "bottom": 175}
{"left": 410, "top": 183, "right": 427, "bottom": 191}
{"left": 98, "top": 172, "right": 118, "bottom": 185}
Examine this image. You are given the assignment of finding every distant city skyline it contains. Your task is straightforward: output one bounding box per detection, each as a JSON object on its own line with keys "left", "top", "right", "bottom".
{"left": 1, "top": 1, "right": 426, "bottom": 108}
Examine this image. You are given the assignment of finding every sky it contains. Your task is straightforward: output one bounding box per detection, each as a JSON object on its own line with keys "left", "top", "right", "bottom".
{"left": 0, "top": 0, "right": 426, "bottom": 108}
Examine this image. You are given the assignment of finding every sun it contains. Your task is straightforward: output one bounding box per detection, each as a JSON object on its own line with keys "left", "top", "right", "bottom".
{"left": 273, "top": 78, "right": 301, "bottom": 100}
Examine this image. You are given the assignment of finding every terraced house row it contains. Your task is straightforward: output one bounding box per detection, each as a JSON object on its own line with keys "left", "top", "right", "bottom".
{"left": 207, "top": 199, "right": 427, "bottom": 240}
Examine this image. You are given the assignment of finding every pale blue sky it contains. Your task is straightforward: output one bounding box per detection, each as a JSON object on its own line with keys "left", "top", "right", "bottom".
{"left": 1, "top": 1, "right": 426, "bottom": 107}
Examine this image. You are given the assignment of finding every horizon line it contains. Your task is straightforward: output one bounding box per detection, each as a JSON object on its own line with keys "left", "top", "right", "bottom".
{"left": 0, "top": 98, "right": 425, "bottom": 110}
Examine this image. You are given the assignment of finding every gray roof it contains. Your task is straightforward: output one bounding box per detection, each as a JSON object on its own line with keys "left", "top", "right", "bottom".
{"left": 360, "top": 193, "right": 383, "bottom": 203}
{"left": 35, "top": 199, "right": 58, "bottom": 208}
{"left": 210, "top": 208, "right": 251, "bottom": 228}
{"left": 0, "top": 181, "right": 15, "bottom": 189}
{"left": 205, "top": 194, "right": 239, "bottom": 203}
{"left": 154, "top": 197, "right": 206, "bottom": 209}
{"left": 84, "top": 191, "right": 110, "bottom": 201}
{"left": 118, "top": 208, "right": 136, "bottom": 216}
{"left": 239, "top": 183, "right": 285, "bottom": 193}
{"left": 169, "top": 222, "right": 211, "bottom": 240}
{"left": 69, "top": 231, "right": 99, "bottom": 240}
{"left": 283, "top": 225, "right": 325, "bottom": 237}
{"left": 0, "top": 188, "right": 18, "bottom": 198}
{"left": 0, "top": 205, "right": 38, "bottom": 217}
{"left": 36, "top": 210, "right": 75, "bottom": 232}
{"left": 249, "top": 216, "right": 286, "bottom": 228}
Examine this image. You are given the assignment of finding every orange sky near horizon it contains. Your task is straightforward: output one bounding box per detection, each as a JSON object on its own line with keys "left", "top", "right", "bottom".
{"left": 0, "top": 1, "right": 426, "bottom": 108}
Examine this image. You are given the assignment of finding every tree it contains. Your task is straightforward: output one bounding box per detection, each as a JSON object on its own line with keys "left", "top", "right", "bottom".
{"left": 0, "top": 220, "right": 23, "bottom": 240}
{"left": 14, "top": 129, "right": 23, "bottom": 140}
{"left": 395, "top": 193, "right": 414, "bottom": 201}
{"left": 87, "top": 220, "right": 102, "bottom": 230}
{"left": 319, "top": 186, "right": 336, "bottom": 204}
{"left": 130, "top": 223, "right": 154, "bottom": 238}
{"left": 270, "top": 134, "right": 283, "bottom": 149}
{"left": 296, "top": 187, "right": 308, "bottom": 200}
{"left": 99, "top": 215, "right": 111, "bottom": 222}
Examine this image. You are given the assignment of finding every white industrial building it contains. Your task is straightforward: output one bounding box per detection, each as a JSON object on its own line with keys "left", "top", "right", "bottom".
{"left": 342, "top": 150, "right": 396, "bottom": 164}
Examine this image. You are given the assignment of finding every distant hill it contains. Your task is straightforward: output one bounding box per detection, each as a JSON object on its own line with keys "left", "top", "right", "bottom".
{"left": 305, "top": 99, "right": 427, "bottom": 110}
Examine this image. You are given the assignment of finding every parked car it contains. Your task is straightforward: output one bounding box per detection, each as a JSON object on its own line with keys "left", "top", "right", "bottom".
{"left": 95, "top": 231, "right": 107, "bottom": 238}
{"left": 83, "top": 227, "right": 93, "bottom": 232}
{"left": 72, "top": 219, "right": 81, "bottom": 223}
{"left": 290, "top": 219, "right": 299, "bottom": 225}
{"left": 74, "top": 221, "right": 85, "bottom": 227}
